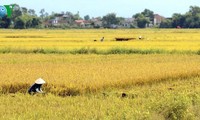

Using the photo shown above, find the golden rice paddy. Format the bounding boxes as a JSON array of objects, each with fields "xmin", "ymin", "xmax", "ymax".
[
  {"xmin": 0, "ymin": 29, "xmax": 200, "ymax": 52},
  {"xmin": 0, "ymin": 29, "xmax": 200, "ymax": 119}
]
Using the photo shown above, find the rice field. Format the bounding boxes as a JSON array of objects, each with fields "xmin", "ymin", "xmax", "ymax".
[
  {"xmin": 0, "ymin": 29, "xmax": 200, "ymax": 119},
  {"xmin": 0, "ymin": 29, "xmax": 200, "ymax": 54},
  {"xmin": 0, "ymin": 54, "xmax": 200, "ymax": 95},
  {"xmin": 1, "ymin": 77, "xmax": 200, "ymax": 120}
]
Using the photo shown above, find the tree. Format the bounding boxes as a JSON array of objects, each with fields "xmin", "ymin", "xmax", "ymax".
[
  {"xmin": 44, "ymin": 12, "xmax": 49, "ymax": 18},
  {"xmin": 0, "ymin": 16, "xmax": 11, "ymax": 28},
  {"xmin": 73, "ymin": 11, "xmax": 81, "ymax": 20},
  {"xmin": 183, "ymin": 13, "xmax": 193, "ymax": 28},
  {"xmin": 14, "ymin": 17, "xmax": 25, "ymax": 29},
  {"xmin": 169, "ymin": 6, "xmax": 200, "ymax": 28},
  {"xmin": 117, "ymin": 17, "xmax": 125, "ymax": 26},
  {"xmin": 134, "ymin": 13, "xmax": 150, "ymax": 28},
  {"xmin": 19, "ymin": 14, "xmax": 33, "ymax": 28},
  {"xmin": 26, "ymin": 19, "xmax": 32, "ymax": 28},
  {"xmin": 21, "ymin": 7, "xmax": 28, "ymax": 15},
  {"xmin": 189, "ymin": 6, "xmax": 200, "ymax": 16},
  {"xmin": 64, "ymin": 11, "xmax": 73, "ymax": 24},
  {"xmin": 141, "ymin": 9, "xmax": 154, "ymax": 21},
  {"xmin": 185, "ymin": 6, "xmax": 200, "ymax": 28},
  {"xmin": 160, "ymin": 19, "xmax": 172, "ymax": 28},
  {"xmin": 102, "ymin": 13, "xmax": 119, "ymax": 28},
  {"xmin": 40, "ymin": 9, "xmax": 45, "ymax": 19},
  {"xmin": 133, "ymin": 13, "xmax": 142, "ymax": 19},
  {"xmin": 11, "ymin": 4, "xmax": 22, "ymax": 21},
  {"xmin": 133, "ymin": 9, "xmax": 153, "ymax": 28},
  {"xmin": 28, "ymin": 9, "xmax": 36, "ymax": 16},
  {"xmin": 84, "ymin": 15, "xmax": 90, "ymax": 21},
  {"xmin": 0, "ymin": 4, "xmax": 43, "ymax": 29},
  {"xmin": 172, "ymin": 13, "xmax": 185, "ymax": 28},
  {"xmin": 137, "ymin": 16, "xmax": 150, "ymax": 28},
  {"xmin": 31, "ymin": 18, "xmax": 41, "ymax": 28}
]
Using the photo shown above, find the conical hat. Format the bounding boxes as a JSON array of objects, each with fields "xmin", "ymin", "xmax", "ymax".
[{"xmin": 35, "ymin": 78, "xmax": 46, "ymax": 84}]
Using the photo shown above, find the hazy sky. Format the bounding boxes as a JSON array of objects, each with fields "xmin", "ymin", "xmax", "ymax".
[{"xmin": 1, "ymin": 0, "xmax": 200, "ymax": 18}]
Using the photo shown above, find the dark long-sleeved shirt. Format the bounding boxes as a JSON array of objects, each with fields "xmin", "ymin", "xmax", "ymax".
[{"xmin": 28, "ymin": 83, "xmax": 43, "ymax": 94}]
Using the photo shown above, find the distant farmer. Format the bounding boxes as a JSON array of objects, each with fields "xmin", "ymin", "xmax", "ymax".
[
  {"xmin": 28, "ymin": 78, "xmax": 46, "ymax": 95},
  {"xmin": 100, "ymin": 37, "xmax": 104, "ymax": 42},
  {"xmin": 138, "ymin": 36, "xmax": 142, "ymax": 40}
]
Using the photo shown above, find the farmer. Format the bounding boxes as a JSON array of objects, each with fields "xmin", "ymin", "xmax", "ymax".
[
  {"xmin": 100, "ymin": 37, "xmax": 104, "ymax": 42},
  {"xmin": 28, "ymin": 78, "xmax": 46, "ymax": 95},
  {"xmin": 138, "ymin": 36, "xmax": 142, "ymax": 40}
]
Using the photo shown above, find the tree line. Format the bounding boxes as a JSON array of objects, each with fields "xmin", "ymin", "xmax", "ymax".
[
  {"xmin": 160, "ymin": 6, "xmax": 200, "ymax": 28},
  {"xmin": 0, "ymin": 4, "xmax": 41, "ymax": 29},
  {"xmin": 1, "ymin": 4, "xmax": 200, "ymax": 29}
]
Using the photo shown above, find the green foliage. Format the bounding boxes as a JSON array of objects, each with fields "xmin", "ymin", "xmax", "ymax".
[
  {"xmin": 160, "ymin": 19, "xmax": 172, "ymax": 28},
  {"xmin": 170, "ymin": 6, "xmax": 200, "ymax": 28},
  {"xmin": 141, "ymin": 9, "xmax": 154, "ymax": 21},
  {"xmin": 21, "ymin": 7, "xmax": 28, "ymax": 15},
  {"xmin": 14, "ymin": 17, "xmax": 26, "ymax": 29},
  {"xmin": 31, "ymin": 18, "xmax": 41, "ymax": 28},
  {"xmin": 0, "ymin": 47, "xmax": 199, "ymax": 55},
  {"xmin": 28, "ymin": 9, "xmax": 36, "ymax": 16},
  {"xmin": 73, "ymin": 11, "xmax": 81, "ymax": 20},
  {"xmin": 134, "ymin": 13, "xmax": 150, "ymax": 28},
  {"xmin": 84, "ymin": 15, "xmax": 90, "ymax": 21},
  {"xmin": 11, "ymin": 4, "xmax": 22, "ymax": 21},
  {"xmin": 39, "ymin": 9, "xmax": 45, "ymax": 19},
  {"xmin": 25, "ymin": 19, "xmax": 32, "ymax": 28},
  {"xmin": 70, "ymin": 48, "xmax": 98, "ymax": 54},
  {"xmin": 8, "ymin": 4, "xmax": 42, "ymax": 29},
  {"xmin": 172, "ymin": 13, "xmax": 185, "ymax": 28},
  {"xmin": 133, "ymin": 9, "xmax": 153, "ymax": 28},
  {"xmin": 0, "ymin": 16, "xmax": 11, "ymax": 28},
  {"xmin": 4, "ymin": 4, "xmax": 200, "ymax": 29},
  {"xmin": 132, "ymin": 6, "xmax": 200, "ymax": 28},
  {"xmin": 14, "ymin": 15, "xmax": 41, "ymax": 29},
  {"xmin": 102, "ymin": 13, "xmax": 120, "ymax": 28},
  {"xmin": 137, "ymin": 16, "xmax": 150, "ymax": 28}
]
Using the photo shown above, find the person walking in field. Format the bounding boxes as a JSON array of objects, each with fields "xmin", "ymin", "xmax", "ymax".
[{"xmin": 28, "ymin": 78, "xmax": 46, "ymax": 95}]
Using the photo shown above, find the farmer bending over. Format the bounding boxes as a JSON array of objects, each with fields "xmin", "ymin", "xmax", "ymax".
[{"xmin": 28, "ymin": 78, "xmax": 46, "ymax": 95}]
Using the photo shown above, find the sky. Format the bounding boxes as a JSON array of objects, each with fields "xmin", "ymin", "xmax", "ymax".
[{"xmin": 1, "ymin": 0, "xmax": 200, "ymax": 18}]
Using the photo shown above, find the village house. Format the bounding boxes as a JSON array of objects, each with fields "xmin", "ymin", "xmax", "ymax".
[
  {"xmin": 121, "ymin": 18, "xmax": 135, "ymax": 28},
  {"xmin": 90, "ymin": 17, "xmax": 103, "ymax": 28},
  {"xmin": 154, "ymin": 14, "xmax": 165, "ymax": 25},
  {"xmin": 75, "ymin": 20, "xmax": 91, "ymax": 28},
  {"xmin": 43, "ymin": 13, "xmax": 165, "ymax": 28},
  {"xmin": 44, "ymin": 14, "xmax": 71, "ymax": 27},
  {"xmin": 146, "ymin": 14, "xmax": 165, "ymax": 27}
]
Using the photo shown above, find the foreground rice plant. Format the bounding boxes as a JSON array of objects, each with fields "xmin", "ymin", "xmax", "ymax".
[
  {"xmin": 0, "ymin": 77, "xmax": 200, "ymax": 120},
  {"xmin": 0, "ymin": 54, "xmax": 199, "ymax": 95}
]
